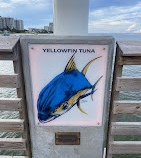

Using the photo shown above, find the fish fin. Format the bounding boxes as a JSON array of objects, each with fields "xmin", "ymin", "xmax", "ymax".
[
  {"xmin": 77, "ymin": 101, "xmax": 88, "ymax": 115},
  {"xmin": 82, "ymin": 56, "xmax": 102, "ymax": 76},
  {"xmin": 90, "ymin": 76, "xmax": 103, "ymax": 101},
  {"xmin": 65, "ymin": 53, "xmax": 78, "ymax": 72},
  {"xmin": 92, "ymin": 76, "xmax": 103, "ymax": 89},
  {"xmin": 91, "ymin": 88, "xmax": 97, "ymax": 101}
]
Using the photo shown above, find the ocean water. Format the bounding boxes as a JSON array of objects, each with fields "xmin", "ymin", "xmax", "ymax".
[{"xmin": 0, "ymin": 33, "xmax": 141, "ymax": 157}]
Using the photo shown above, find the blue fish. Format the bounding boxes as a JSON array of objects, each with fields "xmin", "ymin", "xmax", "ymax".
[{"xmin": 37, "ymin": 54, "xmax": 102, "ymax": 123}]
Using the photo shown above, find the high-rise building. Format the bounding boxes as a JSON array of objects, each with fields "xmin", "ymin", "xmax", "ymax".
[
  {"xmin": 0, "ymin": 17, "xmax": 4, "ymax": 29},
  {"xmin": 44, "ymin": 23, "xmax": 54, "ymax": 32},
  {"xmin": 0, "ymin": 16, "xmax": 24, "ymax": 30},
  {"xmin": 44, "ymin": 26, "xmax": 49, "ymax": 31},
  {"xmin": 48, "ymin": 22, "xmax": 53, "ymax": 32},
  {"xmin": 4, "ymin": 17, "xmax": 14, "ymax": 30},
  {"xmin": 14, "ymin": 20, "xmax": 24, "ymax": 30},
  {"xmin": 0, "ymin": 17, "xmax": 6, "ymax": 29}
]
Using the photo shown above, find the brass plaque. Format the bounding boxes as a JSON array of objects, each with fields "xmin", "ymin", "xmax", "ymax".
[{"xmin": 55, "ymin": 132, "xmax": 80, "ymax": 145}]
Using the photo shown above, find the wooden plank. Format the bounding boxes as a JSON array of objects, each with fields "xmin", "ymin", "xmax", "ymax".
[
  {"xmin": 0, "ymin": 138, "xmax": 26, "ymax": 150},
  {"xmin": 0, "ymin": 98, "xmax": 22, "ymax": 111},
  {"xmin": 106, "ymin": 45, "xmax": 123, "ymax": 158},
  {"xmin": 0, "ymin": 52, "xmax": 16, "ymax": 60},
  {"xmin": 110, "ymin": 141, "xmax": 141, "ymax": 154},
  {"xmin": 111, "ymin": 122, "xmax": 141, "ymax": 135},
  {"xmin": 106, "ymin": 42, "xmax": 141, "ymax": 158},
  {"xmin": 0, "ymin": 119, "xmax": 24, "ymax": 132},
  {"xmin": 0, "ymin": 37, "xmax": 19, "ymax": 52},
  {"xmin": 118, "ymin": 56, "xmax": 141, "ymax": 65},
  {"xmin": 0, "ymin": 155, "xmax": 28, "ymax": 158},
  {"xmin": 0, "ymin": 74, "xmax": 21, "ymax": 88},
  {"xmin": 117, "ymin": 41, "xmax": 141, "ymax": 56},
  {"xmin": 13, "ymin": 42, "xmax": 32, "ymax": 156},
  {"xmin": 113, "ymin": 100, "xmax": 141, "ymax": 114},
  {"xmin": 116, "ymin": 77, "xmax": 141, "ymax": 91}
]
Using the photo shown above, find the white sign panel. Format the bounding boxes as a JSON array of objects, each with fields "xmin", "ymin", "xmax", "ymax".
[{"xmin": 29, "ymin": 44, "xmax": 108, "ymax": 126}]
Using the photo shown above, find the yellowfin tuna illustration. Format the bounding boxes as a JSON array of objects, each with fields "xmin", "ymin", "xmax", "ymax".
[{"xmin": 37, "ymin": 54, "xmax": 102, "ymax": 123}]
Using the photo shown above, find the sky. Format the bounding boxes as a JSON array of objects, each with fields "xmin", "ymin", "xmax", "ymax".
[{"xmin": 0, "ymin": 0, "xmax": 141, "ymax": 33}]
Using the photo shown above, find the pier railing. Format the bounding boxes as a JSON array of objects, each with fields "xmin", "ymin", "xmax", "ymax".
[
  {"xmin": 0, "ymin": 37, "xmax": 31, "ymax": 157},
  {"xmin": 106, "ymin": 41, "xmax": 141, "ymax": 158}
]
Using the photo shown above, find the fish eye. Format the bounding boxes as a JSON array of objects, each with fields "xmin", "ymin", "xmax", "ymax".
[{"xmin": 63, "ymin": 102, "xmax": 68, "ymax": 110}]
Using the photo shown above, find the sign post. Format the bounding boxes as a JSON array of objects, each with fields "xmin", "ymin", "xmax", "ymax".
[
  {"xmin": 21, "ymin": 36, "xmax": 114, "ymax": 158},
  {"xmin": 53, "ymin": 0, "xmax": 89, "ymax": 35}
]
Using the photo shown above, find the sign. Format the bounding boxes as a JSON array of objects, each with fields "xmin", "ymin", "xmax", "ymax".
[
  {"xmin": 29, "ymin": 44, "xmax": 108, "ymax": 126},
  {"xmin": 21, "ymin": 36, "xmax": 114, "ymax": 158},
  {"xmin": 55, "ymin": 132, "xmax": 80, "ymax": 145}
]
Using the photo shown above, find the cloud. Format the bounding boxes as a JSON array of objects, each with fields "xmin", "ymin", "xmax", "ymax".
[
  {"xmin": 127, "ymin": 24, "xmax": 136, "ymax": 31},
  {"xmin": 134, "ymin": 29, "xmax": 141, "ymax": 33},
  {"xmin": 0, "ymin": 0, "xmax": 52, "ymax": 10},
  {"xmin": 0, "ymin": 0, "xmax": 53, "ymax": 28},
  {"xmin": 0, "ymin": 0, "xmax": 13, "ymax": 8},
  {"xmin": 0, "ymin": 0, "xmax": 141, "ymax": 32},
  {"xmin": 89, "ymin": 2, "xmax": 141, "ymax": 33},
  {"xmin": 89, "ymin": 0, "xmax": 141, "ymax": 10},
  {"xmin": 109, "ymin": 21, "xmax": 131, "ymax": 25}
]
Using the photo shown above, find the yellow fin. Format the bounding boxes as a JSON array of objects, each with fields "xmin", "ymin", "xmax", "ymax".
[
  {"xmin": 77, "ymin": 101, "xmax": 88, "ymax": 115},
  {"xmin": 65, "ymin": 54, "xmax": 78, "ymax": 72},
  {"xmin": 82, "ymin": 56, "xmax": 102, "ymax": 76}
]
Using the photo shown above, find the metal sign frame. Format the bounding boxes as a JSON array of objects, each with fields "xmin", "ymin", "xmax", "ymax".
[{"xmin": 21, "ymin": 36, "xmax": 115, "ymax": 158}]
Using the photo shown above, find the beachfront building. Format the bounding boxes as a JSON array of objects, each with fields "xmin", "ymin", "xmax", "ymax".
[
  {"xmin": 0, "ymin": 17, "xmax": 14, "ymax": 30},
  {"xmin": 0, "ymin": 16, "xmax": 6, "ymax": 29},
  {"xmin": 14, "ymin": 20, "xmax": 24, "ymax": 30},
  {"xmin": 44, "ymin": 23, "xmax": 54, "ymax": 32},
  {"xmin": 49, "ymin": 22, "xmax": 53, "ymax": 32},
  {"xmin": 0, "ymin": 16, "xmax": 24, "ymax": 30},
  {"xmin": 28, "ymin": 28, "xmax": 44, "ymax": 33},
  {"xmin": 5, "ymin": 17, "xmax": 14, "ymax": 30},
  {"xmin": 44, "ymin": 26, "xmax": 49, "ymax": 31}
]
